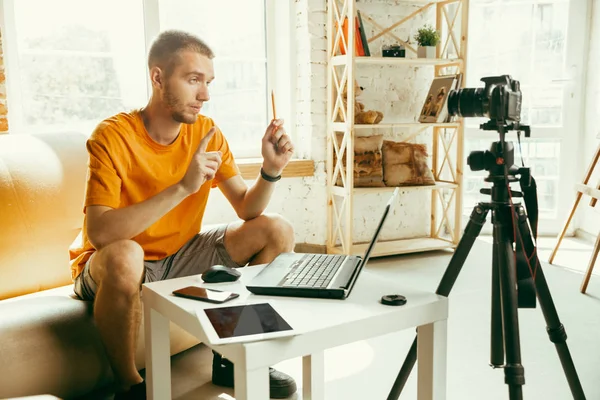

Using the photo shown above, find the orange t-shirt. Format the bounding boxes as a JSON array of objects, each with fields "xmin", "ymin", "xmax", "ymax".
[{"xmin": 68, "ymin": 110, "xmax": 240, "ymax": 280}]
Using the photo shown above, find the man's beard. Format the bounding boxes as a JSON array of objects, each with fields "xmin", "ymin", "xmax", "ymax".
[{"xmin": 163, "ymin": 84, "xmax": 197, "ymax": 124}]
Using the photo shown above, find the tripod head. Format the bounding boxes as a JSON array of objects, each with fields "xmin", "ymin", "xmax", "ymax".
[{"xmin": 467, "ymin": 136, "xmax": 532, "ymax": 204}]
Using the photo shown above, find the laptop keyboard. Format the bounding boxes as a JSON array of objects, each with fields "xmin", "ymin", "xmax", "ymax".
[{"xmin": 280, "ymin": 254, "xmax": 346, "ymax": 288}]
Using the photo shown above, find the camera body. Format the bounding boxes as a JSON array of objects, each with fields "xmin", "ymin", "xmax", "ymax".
[
  {"xmin": 445, "ymin": 74, "xmax": 530, "ymax": 176},
  {"xmin": 447, "ymin": 75, "xmax": 522, "ymax": 124}
]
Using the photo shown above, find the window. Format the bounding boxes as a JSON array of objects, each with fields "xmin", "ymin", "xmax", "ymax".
[
  {"xmin": 2, "ymin": 0, "xmax": 147, "ymax": 135},
  {"xmin": 462, "ymin": 0, "xmax": 587, "ymax": 232},
  {"xmin": 0, "ymin": 0, "xmax": 290, "ymax": 158}
]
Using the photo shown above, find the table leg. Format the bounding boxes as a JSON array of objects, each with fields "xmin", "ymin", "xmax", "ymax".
[
  {"xmin": 234, "ymin": 362, "xmax": 269, "ymax": 400},
  {"xmin": 417, "ymin": 319, "xmax": 447, "ymax": 400},
  {"xmin": 144, "ymin": 306, "xmax": 171, "ymax": 400},
  {"xmin": 303, "ymin": 351, "xmax": 325, "ymax": 400}
]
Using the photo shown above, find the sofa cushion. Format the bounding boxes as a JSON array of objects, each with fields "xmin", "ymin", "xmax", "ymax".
[
  {"xmin": 0, "ymin": 133, "xmax": 88, "ymax": 300},
  {"xmin": 0, "ymin": 285, "xmax": 200, "ymax": 399}
]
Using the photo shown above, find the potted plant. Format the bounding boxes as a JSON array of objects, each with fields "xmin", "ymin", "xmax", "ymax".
[{"xmin": 414, "ymin": 24, "xmax": 440, "ymax": 58}]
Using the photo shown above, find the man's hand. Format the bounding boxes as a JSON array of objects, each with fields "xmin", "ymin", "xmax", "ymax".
[
  {"xmin": 261, "ymin": 119, "xmax": 294, "ymax": 177},
  {"xmin": 179, "ymin": 127, "xmax": 222, "ymax": 195}
]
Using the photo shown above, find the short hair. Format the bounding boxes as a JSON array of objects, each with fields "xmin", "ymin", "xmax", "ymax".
[{"xmin": 148, "ymin": 30, "xmax": 214, "ymax": 76}]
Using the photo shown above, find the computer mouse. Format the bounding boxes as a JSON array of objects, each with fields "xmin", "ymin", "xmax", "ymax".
[{"xmin": 201, "ymin": 265, "xmax": 241, "ymax": 283}]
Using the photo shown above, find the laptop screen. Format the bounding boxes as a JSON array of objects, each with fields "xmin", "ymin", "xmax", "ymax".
[{"xmin": 360, "ymin": 187, "xmax": 400, "ymax": 267}]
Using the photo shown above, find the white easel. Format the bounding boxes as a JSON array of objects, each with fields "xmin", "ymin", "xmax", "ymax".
[{"xmin": 549, "ymin": 141, "xmax": 600, "ymax": 293}]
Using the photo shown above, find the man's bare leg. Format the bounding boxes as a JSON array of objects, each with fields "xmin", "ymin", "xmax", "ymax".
[
  {"xmin": 89, "ymin": 239, "xmax": 146, "ymax": 390},
  {"xmin": 223, "ymin": 213, "xmax": 295, "ymax": 266},
  {"xmin": 216, "ymin": 213, "xmax": 298, "ymax": 398}
]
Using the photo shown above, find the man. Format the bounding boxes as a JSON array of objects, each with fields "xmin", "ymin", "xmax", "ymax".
[{"xmin": 69, "ymin": 30, "xmax": 297, "ymax": 399}]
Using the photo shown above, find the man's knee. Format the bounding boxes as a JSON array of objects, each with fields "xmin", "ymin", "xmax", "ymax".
[
  {"xmin": 92, "ymin": 240, "xmax": 145, "ymax": 294},
  {"xmin": 260, "ymin": 213, "xmax": 295, "ymax": 251}
]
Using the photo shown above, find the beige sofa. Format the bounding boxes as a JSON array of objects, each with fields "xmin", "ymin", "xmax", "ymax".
[{"xmin": 0, "ymin": 133, "xmax": 200, "ymax": 399}]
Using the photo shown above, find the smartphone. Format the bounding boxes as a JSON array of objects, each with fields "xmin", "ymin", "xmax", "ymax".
[{"xmin": 172, "ymin": 286, "xmax": 239, "ymax": 304}]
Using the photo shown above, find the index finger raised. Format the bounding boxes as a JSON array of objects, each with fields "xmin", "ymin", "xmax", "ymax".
[{"xmin": 197, "ymin": 127, "xmax": 217, "ymax": 153}]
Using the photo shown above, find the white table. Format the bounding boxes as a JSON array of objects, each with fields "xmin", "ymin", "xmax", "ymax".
[{"xmin": 142, "ymin": 265, "xmax": 448, "ymax": 400}]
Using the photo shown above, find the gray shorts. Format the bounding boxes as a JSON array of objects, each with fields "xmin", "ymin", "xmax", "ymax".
[{"xmin": 73, "ymin": 224, "xmax": 238, "ymax": 301}]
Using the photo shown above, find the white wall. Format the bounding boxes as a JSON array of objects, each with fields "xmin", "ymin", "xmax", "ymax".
[
  {"xmin": 577, "ymin": 0, "xmax": 600, "ymax": 237},
  {"xmin": 203, "ymin": 0, "xmax": 455, "ymax": 246}
]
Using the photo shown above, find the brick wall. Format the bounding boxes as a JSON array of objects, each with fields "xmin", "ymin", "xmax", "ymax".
[{"xmin": 0, "ymin": 29, "xmax": 8, "ymax": 133}]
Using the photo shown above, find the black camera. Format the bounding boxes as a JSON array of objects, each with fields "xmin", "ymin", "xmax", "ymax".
[{"xmin": 447, "ymin": 75, "xmax": 522, "ymax": 124}]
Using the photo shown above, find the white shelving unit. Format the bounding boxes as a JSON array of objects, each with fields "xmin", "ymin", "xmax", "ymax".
[{"xmin": 326, "ymin": 0, "xmax": 470, "ymax": 256}]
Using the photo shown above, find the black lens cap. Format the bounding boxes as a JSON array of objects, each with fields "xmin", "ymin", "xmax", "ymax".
[{"xmin": 381, "ymin": 294, "xmax": 407, "ymax": 306}]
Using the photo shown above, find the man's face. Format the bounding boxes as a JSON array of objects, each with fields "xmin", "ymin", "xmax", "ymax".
[{"xmin": 161, "ymin": 50, "xmax": 215, "ymax": 124}]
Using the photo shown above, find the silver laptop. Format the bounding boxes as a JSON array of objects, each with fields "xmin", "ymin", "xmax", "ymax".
[{"xmin": 246, "ymin": 188, "xmax": 399, "ymax": 299}]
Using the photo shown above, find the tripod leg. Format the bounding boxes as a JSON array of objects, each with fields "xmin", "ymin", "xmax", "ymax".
[
  {"xmin": 490, "ymin": 229, "xmax": 504, "ymax": 367},
  {"xmin": 515, "ymin": 206, "xmax": 587, "ymax": 399},
  {"xmin": 495, "ymin": 206, "xmax": 525, "ymax": 400},
  {"xmin": 387, "ymin": 205, "xmax": 489, "ymax": 400}
]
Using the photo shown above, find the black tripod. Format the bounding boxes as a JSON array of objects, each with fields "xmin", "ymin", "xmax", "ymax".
[{"xmin": 387, "ymin": 135, "xmax": 586, "ymax": 400}]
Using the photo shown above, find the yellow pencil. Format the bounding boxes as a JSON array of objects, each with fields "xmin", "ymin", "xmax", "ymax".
[{"xmin": 271, "ymin": 90, "xmax": 277, "ymax": 120}]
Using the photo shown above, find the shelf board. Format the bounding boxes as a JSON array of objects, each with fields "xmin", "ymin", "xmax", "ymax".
[
  {"xmin": 331, "ymin": 122, "xmax": 460, "ymax": 131},
  {"xmin": 331, "ymin": 56, "xmax": 463, "ymax": 67},
  {"xmin": 331, "ymin": 181, "xmax": 458, "ymax": 197},
  {"xmin": 327, "ymin": 237, "xmax": 455, "ymax": 257}
]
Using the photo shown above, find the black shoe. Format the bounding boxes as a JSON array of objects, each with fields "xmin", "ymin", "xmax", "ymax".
[
  {"xmin": 212, "ymin": 351, "xmax": 297, "ymax": 399},
  {"xmin": 114, "ymin": 380, "xmax": 146, "ymax": 400}
]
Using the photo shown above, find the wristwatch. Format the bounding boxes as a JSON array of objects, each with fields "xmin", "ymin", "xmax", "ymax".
[{"xmin": 260, "ymin": 167, "xmax": 282, "ymax": 182}]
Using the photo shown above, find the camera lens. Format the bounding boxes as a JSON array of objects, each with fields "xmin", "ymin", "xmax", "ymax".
[{"xmin": 447, "ymin": 88, "xmax": 486, "ymax": 118}]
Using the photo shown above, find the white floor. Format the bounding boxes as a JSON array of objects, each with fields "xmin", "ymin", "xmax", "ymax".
[{"xmin": 89, "ymin": 236, "xmax": 600, "ymax": 399}]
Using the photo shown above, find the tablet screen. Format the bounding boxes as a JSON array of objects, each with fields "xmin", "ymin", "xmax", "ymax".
[{"xmin": 204, "ymin": 303, "xmax": 293, "ymax": 339}]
